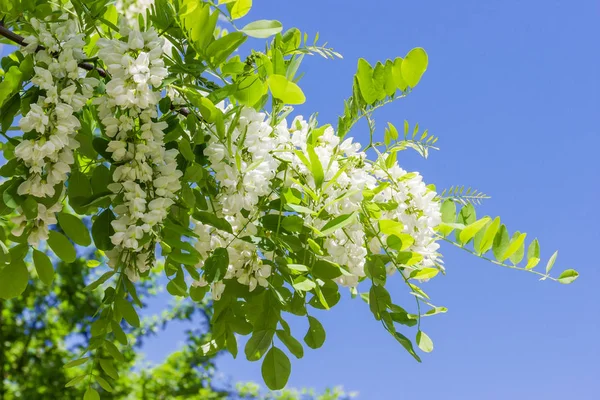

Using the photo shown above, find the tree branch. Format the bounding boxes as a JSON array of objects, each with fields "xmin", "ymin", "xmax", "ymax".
[{"xmin": 0, "ymin": 22, "xmax": 107, "ymax": 77}]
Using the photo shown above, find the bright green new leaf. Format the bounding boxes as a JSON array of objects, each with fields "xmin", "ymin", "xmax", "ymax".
[
  {"xmin": 546, "ymin": 250, "xmax": 558, "ymax": 275},
  {"xmin": 306, "ymin": 144, "xmax": 324, "ymax": 188},
  {"xmin": 0, "ymin": 260, "xmax": 28, "ymax": 299},
  {"xmin": 319, "ymin": 212, "xmax": 356, "ymax": 237},
  {"xmin": 386, "ymin": 234, "xmax": 415, "ymax": 251},
  {"xmin": 525, "ymin": 239, "xmax": 540, "ymax": 270},
  {"xmin": 268, "ymin": 74, "xmax": 306, "ymax": 104},
  {"xmin": 459, "ymin": 217, "xmax": 491, "ymax": 244},
  {"xmin": 57, "ymin": 212, "xmax": 91, "ymax": 247},
  {"xmin": 292, "ymin": 276, "xmax": 316, "ymax": 291},
  {"xmin": 509, "ymin": 232, "xmax": 526, "ymax": 265},
  {"xmin": 228, "ymin": 0, "xmax": 252, "ymax": 19},
  {"xmin": 397, "ymin": 251, "xmax": 423, "ymax": 266},
  {"xmin": 206, "ymin": 32, "xmax": 247, "ymax": 66},
  {"xmin": 379, "ymin": 219, "xmax": 404, "ymax": 236},
  {"xmin": 416, "ymin": 330, "xmax": 434, "ymax": 353},
  {"xmin": 32, "ymin": 249, "xmax": 54, "ymax": 285},
  {"xmin": 492, "ymin": 225, "xmax": 509, "ymax": 261},
  {"xmin": 438, "ymin": 199, "xmax": 456, "ymax": 236},
  {"xmin": 410, "ymin": 268, "xmax": 439, "ymax": 281},
  {"xmin": 261, "ymin": 347, "xmax": 291, "ymax": 390},
  {"xmin": 501, "ymin": 232, "xmax": 526, "ymax": 262},
  {"xmin": 557, "ymin": 269, "xmax": 579, "ymax": 284},
  {"xmin": 234, "ymin": 74, "xmax": 267, "ymax": 106},
  {"xmin": 476, "ymin": 216, "xmax": 500, "ymax": 254},
  {"xmin": 356, "ymin": 58, "xmax": 385, "ymax": 104},
  {"xmin": 47, "ymin": 231, "xmax": 76, "ymax": 263},
  {"xmin": 401, "ymin": 47, "xmax": 428, "ymax": 87},
  {"xmin": 287, "ymin": 263, "xmax": 309, "ymax": 274},
  {"xmin": 241, "ymin": 20, "xmax": 283, "ymax": 38},
  {"xmin": 391, "ymin": 57, "xmax": 408, "ymax": 91}
]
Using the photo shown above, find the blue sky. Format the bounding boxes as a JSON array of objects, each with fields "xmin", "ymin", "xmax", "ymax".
[
  {"xmin": 210, "ymin": 1, "xmax": 600, "ymax": 398},
  {"xmin": 2, "ymin": 1, "xmax": 598, "ymax": 398}
]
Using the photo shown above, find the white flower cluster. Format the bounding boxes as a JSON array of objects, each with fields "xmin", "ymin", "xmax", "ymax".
[
  {"xmin": 11, "ymin": 202, "xmax": 62, "ymax": 246},
  {"xmin": 95, "ymin": 26, "xmax": 181, "ymax": 281},
  {"xmin": 14, "ymin": 16, "xmax": 97, "ymax": 198},
  {"xmin": 115, "ymin": 0, "xmax": 155, "ymax": 26},
  {"xmin": 193, "ymin": 107, "xmax": 442, "ymax": 299},
  {"xmin": 193, "ymin": 108, "xmax": 283, "ymax": 298}
]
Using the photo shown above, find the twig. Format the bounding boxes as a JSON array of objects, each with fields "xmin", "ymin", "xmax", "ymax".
[{"xmin": 0, "ymin": 22, "xmax": 107, "ymax": 77}]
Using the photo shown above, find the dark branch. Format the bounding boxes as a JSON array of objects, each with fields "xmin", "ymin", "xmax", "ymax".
[{"xmin": 0, "ymin": 22, "xmax": 107, "ymax": 77}]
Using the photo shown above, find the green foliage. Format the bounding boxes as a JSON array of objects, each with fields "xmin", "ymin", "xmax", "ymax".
[{"xmin": 0, "ymin": 1, "xmax": 579, "ymax": 397}]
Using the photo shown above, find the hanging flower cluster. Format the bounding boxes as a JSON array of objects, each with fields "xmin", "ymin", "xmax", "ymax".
[
  {"xmin": 94, "ymin": 25, "xmax": 181, "ymax": 281},
  {"xmin": 14, "ymin": 16, "xmax": 97, "ymax": 199},
  {"xmin": 191, "ymin": 107, "xmax": 442, "ymax": 298},
  {"xmin": 0, "ymin": 2, "xmax": 579, "ymax": 395}
]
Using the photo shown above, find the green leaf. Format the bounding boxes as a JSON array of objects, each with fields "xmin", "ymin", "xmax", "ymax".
[
  {"xmin": 57, "ymin": 212, "xmax": 91, "ymax": 247},
  {"xmin": 95, "ymin": 375, "xmax": 114, "ymax": 392},
  {"xmin": 245, "ymin": 329, "xmax": 274, "ymax": 361},
  {"xmin": 64, "ymin": 375, "xmax": 86, "ymax": 387},
  {"xmin": 477, "ymin": 216, "xmax": 500, "ymax": 254},
  {"xmin": 306, "ymin": 144, "xmax": 324, "ymax": 188},
  {"xmin": 386, "ymin": 234, "xmax": 414, "ymax": 251},
  {"xmin": 525, "ymin": 239, "xmax": 540, "ymax": 270},
  {"xmin": 391, "ymin": 57, "xmax": 408, "ymax": 91},
  {"xmin": 546, "ymin": 251, "xmax": 558, "ymax": 275},
  {"xmin": 241, "ymin": 19, "xmax": 283, "ymax": 38},
  {"xmin": 401, "ymin": 47, "xmax": 428, "ymax": 87},
  {"xmin": 32, "ymin": 250, "xmax": 54, "ymax": 285},
  {"xmin": 99, "ymin": 359, "xmax": 119, "ymax": 380},
  {"xmin": 502, "ymin": 232, "xmax": 526, "ymax": 262},
  {"xmin": 311, "ymin": 260, "xmax": 342, "ymax": 280},
  {"xmin": 194, "ymin": 211, "xmax": 233, "ymax": 233},
  {"xmin": 393, "ymin": 331, "xmax": 421, "ymax": 362},
  {"xmin": 92, "ymin": 209, "xmax": 115, "ymax": 251},
  {"xmin": 268, "ymin": 74, "xmax": 306, "ymax": 104},
  {"xmin": 356, "ymin": 58, "xmax": 384, "ymax": 104},
  {"xmin": 276, "ymin": 330, "xmax": 304, "ymax": 359},
  {"xmin": 379, "ymin": 219, "xmax": 404, "ymax": 236},
  {"xmin": 204, "ymin": 247, "xmax": 229, "ymax": 283},
  {"xmin": 0, "ymin": 66, "xmax": 23, "ymax": 108},
  {"xmin": 396, "ymin": 251, "xmax": 423, "ymax": 266},
  {"xmin": 83, "ymin": 387, "xmax": 100, "ymax": 400},
  {"xmin": 292, "ymin": 276, "xmax": 316, "ymax": 291},
  {"xmin": 116, "ymin": 298, "xmax": 140, "ymax": 328},
  {"xmin": 207, "ymin": 32, "xmax": 247, "ymax": 66},
  {"xmin": 416, "ymin": 330, "xmax": 434, "ymax": 353},
  {"xmin": 22, "ymin": 196, "xmax": 38, "ymax": 219},
  {"xmin": 228, "ymin": 0, "xmax": 252, "ymax": 19},
  {"xmin": 438, "ymin": 199, "xmax": 456, "ymax": 236},
  {"xmin": 178, "ymin": 139, "xmax": 195, "ymax": 162},
  {"xmin": 287, "ymin": 263, "xmax": 308, "ymax": 274},
  {"xmin": 318, "ymin": 212, "xmax": 356, "ymax": 237},
  {"xmin": 410, "ymin": 267, "xmax": 439, "ymax": 281},
  {"xmin": 0, "ymin": 261, "xmax": 28, "ymax": 299},
  {"xmin": 234, "ymin": 74, "xmax": 267, "ymax": 107},
  {"xmin": 304, "ymin": 316, "xmax": 325, "ymax": 349},
  {"xmin": 557, "ymin": 269, "xmax": 579, "ymax": 284},
  {"xmin": 383, "ymin": 60, "xmax": 397, "ymax": 96},
  {"xmin": 492, "ymin": 225, "xmax": 509, "ymax": 261},
  {"xmin": 369, "ymin": 285, "xmax": 391, "ymax": 320},
  {"xmin": 459, "ymin": 217, "xmax": 491, "ymax": 244},
  {"xmin": 47, "ymin": 231, "xmax": 76, "ymax": 263},
  {"xmin": 261, "ymin": 347, "xmax": 291, "ymax": 390}
]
